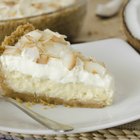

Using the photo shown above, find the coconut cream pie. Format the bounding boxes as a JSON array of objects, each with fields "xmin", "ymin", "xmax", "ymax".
[
  {"xmin": 0, "ymin": 24, "xmax": 114, "ymax": 108},
  {"xmin": 0, "ymin": 0, "xmax": 75, "ymax": 20}
]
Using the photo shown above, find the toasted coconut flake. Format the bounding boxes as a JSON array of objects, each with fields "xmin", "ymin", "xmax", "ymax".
[
  {"xmin": 61, "ymin": 50, "xmax": 77, "ymax": 70},
  {"xmin": 3, "ymin": 47, "xmax": 21, "ymax": 55},
  {"xmin": 44, "ymin": 29, "xmax": 68, "ymax": 45},
  {"xmin": 44, "ymin": 29, "xmax": 66, "ymax": 38},
  {"xmin": 76, "ymin": 51, "xmax": 96, "ymax": 62},
  {"xmin": 46, "ymin": 43, "xmax": 66, "ymax": 58},
  {"xmin": 84, "ymin": 61, "xmax": 106, "ymax": 76},
  {"xmin": 24, "ymin": 35, "xmax": 35, "ymax": 43},
  {"xmin": 37, "ymin": 54, "xmax": 49, "ymax": 64},
  {"xmin": 25, "ymin": 30, "xmax": 42, "ymax": 41},
  {"xmin": 21, "ymin": 47, "xmax": 39, "ymax": 62}
]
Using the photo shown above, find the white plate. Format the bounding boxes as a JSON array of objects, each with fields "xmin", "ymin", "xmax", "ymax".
[{"xmin": 0, "ymin": 38, "xmax": 140, "ymax": 135}]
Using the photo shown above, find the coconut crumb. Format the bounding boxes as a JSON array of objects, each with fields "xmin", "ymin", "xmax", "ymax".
[
  {"xmin": 16, "ymin": 97, "xmax": 23, "ymax": 104},
  {"xmin": 43, "ymin": 107, "xmax": 48, "ymax": 109},
  {"xmin": 64, "ymin": 104, "xmax": 71, "ymax": 108},
  {"xmin": 40, "ymin": 99, "xmax": 56, "ymax": 108},
  {"xmin": 48, "ymin": 104, "xmax": 56, "ymax": 108},
  {"xmin": 40, "ymin": 99, "xmax": 48, "ymax": 105},
  {"xmin": 25, "ymin": 102, "xmax": 33, "ymax": 108}
]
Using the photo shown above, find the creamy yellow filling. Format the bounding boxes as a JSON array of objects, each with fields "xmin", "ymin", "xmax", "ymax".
[{"xmin": 3, "ymin": 70, "xmax": 113, "ymax": 105}]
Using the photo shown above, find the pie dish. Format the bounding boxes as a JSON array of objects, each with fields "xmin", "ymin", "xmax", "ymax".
[
  {"xmin": 0, "ymin": 38, "xmax": 139, "ymax": 135},
  {"xmin": 0, "ymin": 0, "xmax": 75, "ymax": 20},
  {"xmin": 0, "ymin": 0, "xmax": 86, "ymax": 43}
]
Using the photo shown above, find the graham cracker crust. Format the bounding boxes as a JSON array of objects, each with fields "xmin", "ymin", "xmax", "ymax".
[{"xmin": 3, "ymin": 90, "xmax": 106, "ymax": 108}]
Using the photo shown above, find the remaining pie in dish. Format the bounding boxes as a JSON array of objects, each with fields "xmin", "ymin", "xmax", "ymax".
[
  {"xmin": 0, "ymin": 23, "xmax": 114, "ymax": 108},
  {"xmin": 0, "ymin": 0, "xmax": 75, "ymax": 20}
]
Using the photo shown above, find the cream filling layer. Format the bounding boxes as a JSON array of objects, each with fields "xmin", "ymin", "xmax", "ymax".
[
  {"xmin": 3, "ymin": 70, "xmax": 113, "ymax": 104},
  {"xmin": 0, "ymin": 55, "xmax": 113, "ymax": 87}
]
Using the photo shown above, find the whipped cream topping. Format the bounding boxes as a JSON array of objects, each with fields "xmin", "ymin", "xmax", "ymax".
[
  {"xmin": 0, "ymin": 0, "xmax": 75, "ymax": 20},
  {"xmin": 0, "ymin": 29, "xmax": 114, "ymax": 92}
]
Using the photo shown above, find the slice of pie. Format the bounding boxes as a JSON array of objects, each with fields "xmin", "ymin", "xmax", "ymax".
[{"xmin": 0, "ymin": 23, "xmax": 114, "ymax": 108}]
